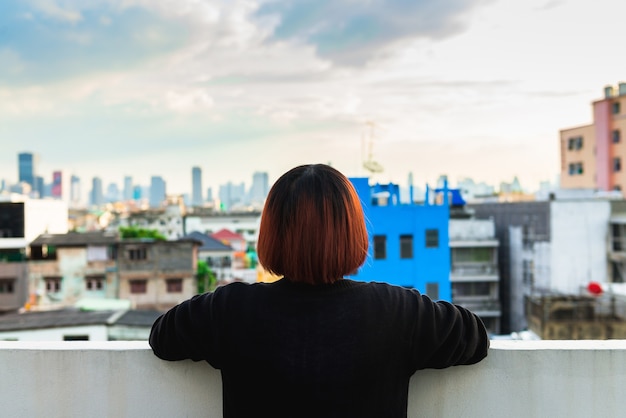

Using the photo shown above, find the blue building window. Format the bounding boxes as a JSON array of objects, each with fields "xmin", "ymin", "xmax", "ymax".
[
  {"xmin": 374, "ymin": 235, "xmax": 386, "ymax": 259},
  {"xmin": 425, "ymin": 229, "xmax": 439, "ymax": 248},
  {"xmin": 400, "ymin": 235, "xmax": 413, "ymax": 259}
]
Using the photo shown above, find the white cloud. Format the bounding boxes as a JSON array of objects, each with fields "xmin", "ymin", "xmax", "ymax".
[{"xmin": 31, "ymin": 0, "xmax": 83, "ymax": 22}]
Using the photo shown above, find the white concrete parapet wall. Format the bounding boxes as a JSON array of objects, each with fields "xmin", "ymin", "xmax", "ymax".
[{"xmin": 0, "ymin": 340, "xmax": 625, "ymax": 418}]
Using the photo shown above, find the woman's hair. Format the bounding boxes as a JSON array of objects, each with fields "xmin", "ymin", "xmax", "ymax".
[{"xmin": 257, "ymin": 164, "xmax": 369, "ymax": 284}]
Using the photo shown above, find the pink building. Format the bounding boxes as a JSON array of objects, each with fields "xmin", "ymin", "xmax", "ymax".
[{"xmin": 560, "ymin": 83, "xmax": 626, "ymax": 194}]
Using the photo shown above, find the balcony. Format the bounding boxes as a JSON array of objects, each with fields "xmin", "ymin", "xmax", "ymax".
[{"xmin": 0, "ymin": 340, "xmax": 624, "ymax": 417}]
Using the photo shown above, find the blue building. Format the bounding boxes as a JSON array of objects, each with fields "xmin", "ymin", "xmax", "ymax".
[{"xmin": 349, "ymin": 177, "xmax": 451, "ymax": 301}]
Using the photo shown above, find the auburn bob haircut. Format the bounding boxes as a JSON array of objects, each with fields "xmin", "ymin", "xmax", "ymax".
[{"xmin": 257, "ymin": 164, "xmax": 369, "ymax": 284}]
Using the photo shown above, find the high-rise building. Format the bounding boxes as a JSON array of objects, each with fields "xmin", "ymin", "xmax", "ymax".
[
  {"xmin": 560, "ymin": 82, "xmax": 626, "ymax": 194},
  {"xmin": 51, "ymin": 170, "xmax": 70, "ymax": 201},
  {"xmin": 150, "ymin": 176, "xmax": 166, "ymax": 208},
  {"xmin": 51, "ymin": 171, "xmax": 63, "ymax": 199},
  {"xmin": 34, "ymin": 176, "xmax": 45, "ymax": 198},
  {"xmin": 206, "ymin": 187, "xmax": 213, "ymax": 202},
  {"xmin": 249, "ymin": 171, "xmax": 269, "ymax": 205},
  {"xmin": 105, "ymin": 183, "xmax": 120, "ymax": 203},
  {"xmin": 90, "ymin": 177, "xmax": 104, "ymax": 207},
  {"xmin": 18, "ymin": 152, "xmax": 38, "ymax": 193},
  {"xmin": 70, "ymin": 175, "xmax": 81, "ymax": 208},
  {"xmin": 133, "ymin": 185, "xmax": 143, "ymax": 201},
  {"xmin": 218, "ymin": 182, "xmax": 245, "ymax": 211},
  {"xmin": 191, "ymin": 167, "xmax": 203, "ymax": 207},
  {"xmin": 123, "ymin": 176, "xmax": 133, "ymax": 201}
]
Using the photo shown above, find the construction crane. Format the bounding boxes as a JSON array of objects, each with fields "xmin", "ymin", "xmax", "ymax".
[{"xmin": 362, "ymin": 120, "xmax": 384, "ymax": 174}]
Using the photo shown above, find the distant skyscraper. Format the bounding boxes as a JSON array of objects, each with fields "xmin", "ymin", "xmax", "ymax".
[
  {"xmin": 249, "ymin": 171, "xmax": 269, "ymax": 205},
  {"xmin": 51, "ymin": 171, "xmax": 62, "ymax": 199},
  {"xmin": 206, "ymin": 187, "xmax": 213, "ymax": 202},
  {"xmin": 70, "ymin": 175, "xmax": 81, "ymax": 207},
  {"xmin": 192, "ymin": 166, "xmax": 203, "ymax": 207},
  {"xmin": 106, "ymin": 183, "xmax": 120, "ymax": 203},
  {"xmin": 123, "ymin": 176, "xmax": 133, "ymax": 201},
  {"xmin": 90, "ymin": 177, "xmax": 104, "ymax": 207},
  {"xmin": 34, "ymin": 176, "xmax": 45, "ymax": 198},
  {"xmin": 149, "ymin": 176, "xmax": 166, "ymax": 208},
  {"xmin": 219, "ymin": 181, "xmax": 245, "ymax": 211},
  {"xmin": 133, "ymin": 185, "xmax": 143, "ymax": 200},
  {"xmin": 18, "ymin": 152, "xmax": 38, "ymax": 192}
]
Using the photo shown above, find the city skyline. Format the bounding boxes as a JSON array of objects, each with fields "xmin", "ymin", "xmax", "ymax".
[
  {"xmin": 2, "ymin": 0, "xmax": 625, "ymax": 192},
  {"xmin": 0, "ymin": 151, "xmax": 542, "ymax": 202}
]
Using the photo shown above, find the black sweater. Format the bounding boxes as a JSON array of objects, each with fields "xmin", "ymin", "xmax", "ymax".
[{"xmin": 149, "ymin": 279, "xmax": 489, "ymax": 418}]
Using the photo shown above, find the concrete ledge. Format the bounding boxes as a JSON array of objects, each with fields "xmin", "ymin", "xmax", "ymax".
[{"xmin": 0, "ymin": 340, "xmax": 624, "ymax": 418}]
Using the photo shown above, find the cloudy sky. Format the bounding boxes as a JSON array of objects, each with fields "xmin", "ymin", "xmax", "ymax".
[{"xmin": 1, "ymin": 0, "xmax": 624, "ymax": 197}]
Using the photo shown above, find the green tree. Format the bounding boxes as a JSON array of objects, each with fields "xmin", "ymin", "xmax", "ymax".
[
  {"xmin": 196, "ymin": 260, "xmax": 217, "ymax": 294},
  {"xmin": 119, "ymin": 226, "xmax": 166, "ymax": 241}
]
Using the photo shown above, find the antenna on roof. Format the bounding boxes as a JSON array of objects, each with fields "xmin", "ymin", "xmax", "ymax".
[{"xmin": 362, "ymin": 120, "xmax": 384, "ymax": 174}]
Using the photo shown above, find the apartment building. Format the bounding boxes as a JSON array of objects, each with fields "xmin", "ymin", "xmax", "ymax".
[
  {"xmin": 560, "ymin": 82, "xmax": 626, "ymax": 193},
  {"xmin": 449, "ymin": 213, "xmax": 501, "ymax": 334},
  {"xmin": 348, "ymin": 178, "xmax": 451, "ymax": 301}
]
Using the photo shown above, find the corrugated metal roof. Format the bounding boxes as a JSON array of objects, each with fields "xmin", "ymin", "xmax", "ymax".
[{"xmin": 30, "ymin": 231, "xmax": 119, "ymax": 247}]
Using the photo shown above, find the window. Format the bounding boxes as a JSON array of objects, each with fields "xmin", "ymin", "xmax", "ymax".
[
  {"xmin": 453, "ymin": 282, "xmax": 491, "ymax": 297},
  {"xmin": 425, "ymin": 229, "xmax": 439, "ymax": 248},
  {"xmin": 615, "ymin": 158, "xmax": 622, "ymax": 172},
  {"xmin": 613, "ymin": 130, "xmax": 621, "ymax": 144},
  {"xmin": 400, "ymin": 235, "xmax": 413, "ymax": 259},
  {"xmin": 44, "ymin": 277, "xmax": 61, "ymax": 293},
  {"xmin": 426, "ymin": 283, "xmax": 439, "ymax": 300},
  {"xmin": 567, "ymin": 136, "xmax": 583, "ymax": 150},
  {"xmin": 85, "ymin": 275, "xmax": 104, "ymax": 291},
  {"xmin": 0, "ymin": 279, "xmax": 14, "ymax": 294},
  {"xmin": 127, "ymin": 247, "xmax": 147, "ymax": 260},
  {"xmin": 568, "ymin": 162, "xmax": 584, "ymax": 175},
  {"xmin": 64, "ymin": 335, "xmax": 89, "ymax": 341},
  {"xmin": 453, "ymin": 247, "xmax": 492, "ymax": 263},
  {"xmin": 613, "ymin": 102, "xmax": 621, "ymax": 114},
  {"xmin": 129, "ymin": 279, "xmax": 147, "ymax": 294},
  {"xmin": 166, "ymin": 278, "xmax": 183, "ymax": 293},
  {"xmin": 373, "ymin": 235, "xmax": 386, "ymax": 259}
]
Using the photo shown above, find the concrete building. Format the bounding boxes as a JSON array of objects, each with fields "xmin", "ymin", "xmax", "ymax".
[
  {"xmin": 0, "ymin": 196, "xmax": 69, "ymax": 311},
  {"xmin": 470, "ymin": 199, "xmax": 612, "ymax": 333},
  {"xmin": 560, "ymin": 82, "xmax": 626, "ymax": 194},
  {"xmin": 117, "ymin": 239, "xmax": 198, "ymax": 310},
  {"xmin": 184, "ymin": 231, "xmax": 234, "ymax": 283},
  {"xmin": 184, "ymin": 211, "xmax": 261, "ymax": 249},
  {"xmin": 449, "ymin": 212, "xmax": 501, "ymax": 334},
  {"xmin": 28, "ymin": 231, "xmax": 119, "ymax": 309},
  {"xmin": 114, "ymin": 197, "xmax": 185, "ymax": 240},
  {"xmin": 0, "ymin": 196, "xmax": 68, "ymax": 256},
  {"xmin": 348, "ymin": 178, "xmax": 451, "ymax": 301},
  {"xmin": 0, "ymin": 309, "xmax": 161, "ymax": 341}
]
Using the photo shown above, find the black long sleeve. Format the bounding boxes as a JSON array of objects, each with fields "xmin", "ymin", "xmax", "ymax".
[{"xmin": 149, "ymin": 279, "xmax": 489, "ymax": 418}]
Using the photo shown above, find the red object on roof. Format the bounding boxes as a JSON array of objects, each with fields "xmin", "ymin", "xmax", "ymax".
[
  {"xmin": 587, "ymin": 282, "xmax": 603, "ymax": 295},
  {"xmin": 211, "ymin": 229, "xmax": 245, "ymax": 242}
]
